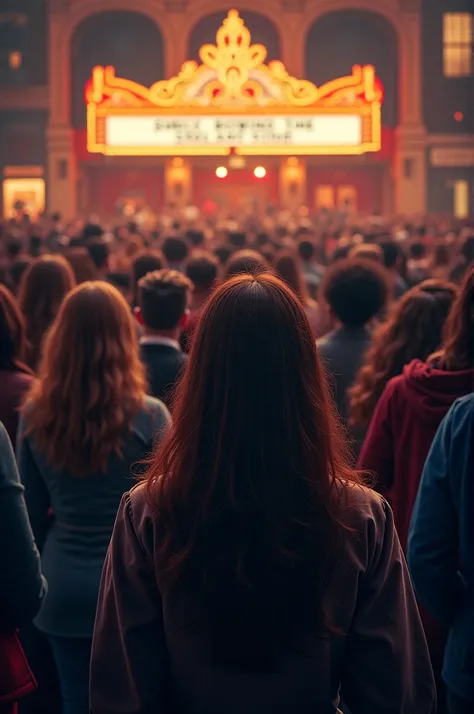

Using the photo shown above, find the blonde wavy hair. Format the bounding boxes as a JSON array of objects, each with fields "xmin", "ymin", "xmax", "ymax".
[{"xmin": 23, "ymin": 281, "xmax": 147, "ymax": 476}]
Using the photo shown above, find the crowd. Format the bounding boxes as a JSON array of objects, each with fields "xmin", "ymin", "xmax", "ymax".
[{"xmin": 0, "ymin": 207, "xmax": 473, "ymax": 714}]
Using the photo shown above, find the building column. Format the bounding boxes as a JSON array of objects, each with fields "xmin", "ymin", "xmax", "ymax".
[
  {"xmin": 394, "ymin": 1, "xmax": 427, "ymax": 214},
  {"xmin": 163, "ymin": 6, "xmax": 189, "ymax": 77},
  {"xmin": 47, "ymin": 3, "xmax": 77, "ymax": 218},
  {"xmin": 46, "ymin": 125, "xmax": 77, "ymax": 219}
]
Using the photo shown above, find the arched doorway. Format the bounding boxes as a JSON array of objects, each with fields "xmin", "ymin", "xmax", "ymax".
[
  {"xmin": 304, "ymin": 10, "xmax": 398, "ymax": 213},
  {"xmin": 188, "ymin": 10, "xmax": 281, "ymax": 62},
  {"xmin": 71, "ymin": 11, "xmax": 165, "ymax": 215}
]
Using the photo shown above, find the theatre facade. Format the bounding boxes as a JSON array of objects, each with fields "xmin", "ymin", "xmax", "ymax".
[{"xmin": 0, "ymin": 0, "xmax": 473, "ymax": 218}]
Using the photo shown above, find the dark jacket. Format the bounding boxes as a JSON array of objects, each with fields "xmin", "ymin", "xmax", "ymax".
[
  {"xmin": 0, "ymin": 423, "xmax": 45, "ymax": 711},
  {"xmin": 140, "ymin": 341, "xmax": 187, "ymax": 408},
  {"xmin": 17, "ymin": 396, "xmax": 170, "ymax": 638},
  {"xmin": 0, "ymin": 371, "xmax": 33, "ymax": 446},
  {"xmin": 317, "ymin": 326, "xmax": 371, "ymax": 423},
  {"xmin": 90, "ymin": 483, "xmax": 436, "ymax": 714},
  {"xmin": 408, "ymin": 395, "xmax": 474, "ymax": 702},
  {"xmin": 358, "ymin": 359, "xmax": 474, "ymax": 551}
]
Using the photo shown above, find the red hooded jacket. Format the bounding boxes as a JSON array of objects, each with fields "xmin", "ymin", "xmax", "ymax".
[{"xmin": 358, "ymin": 359, "xmax": 474, "ymax": 551}]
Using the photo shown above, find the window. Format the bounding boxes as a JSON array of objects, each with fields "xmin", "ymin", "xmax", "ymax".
[{"xmin": 443, "ymin": 13, "xmax": 473, "ymax": 76}]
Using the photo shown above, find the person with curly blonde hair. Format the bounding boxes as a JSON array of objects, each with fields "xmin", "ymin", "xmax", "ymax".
[{"xmin": 17, "ymin": 281, "xmax": 171, "ymax": 714}]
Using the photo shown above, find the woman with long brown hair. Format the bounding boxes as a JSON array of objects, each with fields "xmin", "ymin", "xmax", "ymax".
[
  {"xmin": 90, "ymin": 273, "xmax": 435, "ymax": 714},
  {"xmin": 275, "ymin": 250, "xmax": 319, "ymax": 335},
  {"xmin": 0, "ymin": 284, "xmax": 34, "ymax": 442},
  {"xmin": 17, "ymin": 282, "xmax": 171, "ymax": 714},
  {"xmin": 19, "ymin": 255, "xmax": 76, "ymax": 369},
  {"xmin": 349, "ymin": 281, "xmax": 457, "ymax": 432}
]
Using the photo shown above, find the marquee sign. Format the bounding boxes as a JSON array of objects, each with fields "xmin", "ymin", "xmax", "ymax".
[{"xmin": 85, "ymin": 9, "xmax": 384, "ymax": 157}]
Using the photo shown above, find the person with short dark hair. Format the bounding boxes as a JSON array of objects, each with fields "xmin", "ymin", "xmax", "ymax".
[
  {"xmin": 131, "ymin": 251, "xmax": 164, "ymax": 307},
  {"xmin": 317, "ymin": 259, "xmax": 388, "ymax": 427},
  {"xmin": 182, "ymin": 251, "xmax": 219, "ymax": 351},
  {"xmin": 29, "ymin": 235, "xmax": 43, "ymax": 259},
  {"xmin": 136, "ymin": 270, "xmax": 192, "ymax": 406},
  {"xmin": 87, "ymin": 240, "xmax": 110, "ymax": 278},
  {"xmin": 9, "ymin": 257, "xmax": 32, "ymax": 294},
  {"xmin": 82, "ymin": 223, "xmax": 104, "ymax": 243},
  {"xmin": 380, "ymin": 240, "xmax": 408, "ymax": 298},
  {"xmin": 6, "ymin": 238, "xmax": 23, "ymax": 263},
  {"xmin": 297, "ymin": 238, "xmax": 324, "ymax": 297},
  {"xmin": 214, "ymin": 244, "xmax": 233, "ymax": 266},
  {"xmin": 228, "ymin": 231, "xmax": 247, "ymax": 249},
  {"xmin": 162, "ymin": 236, "xmax": 190, "ymax": 271},
  {"xmin": 407, "ymin": 242, "xmax": 430, "ymax": 286},
  {"xmin": 450, "ymin": 234, "xmax": 474, "ymax": 284},
  {"xmin": 224, "ymin": 250, "xmax": 269, "ymax": 280},
  {"xmin": 185, "ymin": 230, "xmax": 205, "ymax": 248}
]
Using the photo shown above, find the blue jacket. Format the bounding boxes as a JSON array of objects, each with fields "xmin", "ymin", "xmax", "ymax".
[{"xmin": 408, "ymin": 394, "xmax": 474, "ymax": 702}]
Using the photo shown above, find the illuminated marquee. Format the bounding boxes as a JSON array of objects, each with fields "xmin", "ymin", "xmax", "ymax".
[{"xmin": 86, "ymin": 9, "xmax": 384, "ymax": 157}]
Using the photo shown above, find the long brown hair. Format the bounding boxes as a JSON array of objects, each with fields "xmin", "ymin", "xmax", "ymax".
[
  {"xmin": 349, "ymin": 281, "xmax": 458, "ymax": 428},
  {"xmin": 19, "ymin": 255, "xmax": 76, "ymax": 369},
  {"xmin": 275, "ymin": 249, "xmax": 310, "ymax": 304},
  {"xmin": 145, "ymin": 273, "xmax": 361, "ymax": 670},
  {"xmin": 436, "ymin": 267, "xmax": 474, "ymax": 371},
  {"xmin": 23, "ymin": 281, "xmax": 147, "ymax": 476},
  {"xmin": 0, "ymin": 284, "xmax": 32, "ymax": 374}
]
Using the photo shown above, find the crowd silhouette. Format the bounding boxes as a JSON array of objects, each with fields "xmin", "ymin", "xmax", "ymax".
[{"xmin": 1, "ymin": 209, "xmax": 473, "ymax": 714}]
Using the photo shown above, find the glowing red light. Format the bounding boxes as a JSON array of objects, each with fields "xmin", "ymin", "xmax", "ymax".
[{"xmin": 454, "ymin": 112, "xmax": 464, "ymax": 122}]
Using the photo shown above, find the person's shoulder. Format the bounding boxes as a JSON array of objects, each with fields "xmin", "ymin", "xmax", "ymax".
[
  {"xmin": 448, "ymin": 394, "xmax": 474, "ymax": 429},
  {"xmin": 140, "ymin": 395, "xmax": 171, "ymax": 425},
  {"xmin": 124, "ymin": 481, "xmax": 157, "ymax": 549},
  {"xmin": 343, "ymin": 482, "xmax": 388, "ymax": 526}
]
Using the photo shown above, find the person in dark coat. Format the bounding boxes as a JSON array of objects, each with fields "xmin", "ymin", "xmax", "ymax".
[
  {"xmin": 136, "ymin": 269, "xmax": 192, "ymax": 407},
  {"xmin": 409, "ymin": 394, "xmax": 474, "ymax": 714},
  {"xmin": 317, "ymin": 258, "xmax": 388, "ymax": 436},
  {"xmin": 0, "ymin": 422, "xmax": 45, "ymax": 714},
  {"xmin": 90, "ymin": 274, "xmax": 435, "ymax": 714}
]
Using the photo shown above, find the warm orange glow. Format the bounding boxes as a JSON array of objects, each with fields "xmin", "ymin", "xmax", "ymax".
[
  {"xmin": 454, "ymin": 111, "xmax": 464, "ymax": 122},
  {"xmin": 254, "ymin": 166, "xmax": 266, "ymax": 178},
  {"xmin": 216, "ymin": 166, "xmax": 228, "ymax": 178},
  {"xmin": 85, "ymin": 10, "xmax": 383, "ymax": 157}
]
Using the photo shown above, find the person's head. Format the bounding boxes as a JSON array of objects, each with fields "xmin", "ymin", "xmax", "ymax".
[
  {"xmin": 22, "ymin": 282, "xmax": 146, "ymax": 476},
  {"xmin": 65, "ymin": 247, "xmax": 98, "ymax": 283},
  {"xmin": 438, "ymin": 267, "xmax": 474, "ymax": 371},
  {"xmin": 87, "ymin": 239, "xmax": 110, "ymax": 275},
  {"xmin": 145, "ymin": 274, "xmax": 359, "ymax": 668},
  {"xmin": 185, "ymin": 251, "xmax": 219, "ymax": 296},
  {"xmin": 131, "ymin": 251, "xmax": 164, "ymax": 306},
  {"xmin": 228, "ymin": 231, "xmax": 247, "ymax": 249},
  {"xmin": 137, "ymin": 269, "xmax": 192, "ymax": 335},
  {"xmin": 349, "ymin": 243, "xmax": 383, "ymax": 263},
  {"xmin": 213, "ymin": 244, "xmax": 233, "ymax": 266},
  {"xmin": 379, "ymin": 240, "xmax": 402, "ymax": 271},
  {"xmin": 297, "ymin": 238, "xmax": 315, "ymax": 262},
  {"xmin": 410, "ymin": 242, "xmax": 426, "ymax": 260},
  {"xmin": 82, "ymin": 222, "xmax": 104, "ymax": 243},
  {"xmin": 224, "ymin": 250, "xmax": 269, "ymax": 280},
  {"xmin": 349, "ymin": 283, "xmax": 456, "ymax": 428},
  {"xmin": 321, "ymin": 259, "xmax": 388, "ymax": 328},
  {"xmin": 6, "ymin": 238, "xmax": 22, "ymax": 262},
  {"xmin": 29, "ymin": 235, "xmax": 43, "ymax": 258},
  {"xmin": 19, "ymin": 255, "xmax": 76, "ymax": 369},
  {"xmin": 432, "ymin": 243, "xmax": 451, "ymax": 268},
  {"xmin": 106, "ymin": 271, "xmax": 131, "ymax": 300},
  {"xmin": 461, "ymin": 235, "xmax": 474, "ymax": 263},
  {"xmin": 162, "ymin": 236, "xmax": 190, "ymax": 267},
  {"xmin": 0, "ymin": 284, "xmax": 31, "ymax": 373},
  {"xmin": 185, "ymin": 230, "xmax": 205, "ymax": 248},
  {"xmin": 10, "ymin": 257, "xmax": 33, "ymax": 293},
  {"xmin": 274, "ymin": 250, "xmax": 308, "ymax": 305}
]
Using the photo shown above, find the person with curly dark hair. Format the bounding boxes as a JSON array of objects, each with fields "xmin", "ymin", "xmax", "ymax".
[{"xmin": 317, "ymin": 258, "xmax": 389, "ymax": 431}]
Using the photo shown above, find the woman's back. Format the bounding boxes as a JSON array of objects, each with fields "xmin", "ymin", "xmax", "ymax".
[{"xmin": 90, "ymin": 273, "xmax": 435, "ymax": 714}]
